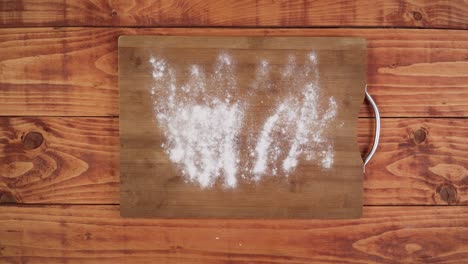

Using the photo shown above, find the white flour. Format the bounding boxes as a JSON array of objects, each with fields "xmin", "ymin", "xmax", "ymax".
[
  {"xmin": 251, "ymin": 53, "xmax": 337, "ymax": 177},
  {"xmin": 150, "ymin": 54, "xmax": 243, "ymax": 188},
  {"xmin": 150, "ymin": 51, "xmax": 337, "ymax": 188}
]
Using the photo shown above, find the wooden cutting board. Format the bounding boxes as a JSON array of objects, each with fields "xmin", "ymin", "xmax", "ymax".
[{"xmin": 119, "ymin": 36, "xmax": 366, "ymax": 219}]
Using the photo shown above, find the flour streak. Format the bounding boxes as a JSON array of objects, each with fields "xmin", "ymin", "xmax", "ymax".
[{"xmin": 150, "ymin": 51, "xmax": 337, "ymax": 188}]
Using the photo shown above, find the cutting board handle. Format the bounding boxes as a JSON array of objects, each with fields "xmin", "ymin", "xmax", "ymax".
[{"xmin": 363, "ymin": 85, "xmax": 380, "ymax": 172}]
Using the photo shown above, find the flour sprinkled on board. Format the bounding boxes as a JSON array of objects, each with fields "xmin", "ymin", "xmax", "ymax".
[
  {"xmin": 150, "ymin": 53, "xmax": 244, "ymax": 188},
  {"xmin": 251, "ymin": 52, "xmax": 337, "ymax": 177},
  {"xmin": 150, "ymin": 51, "xmax": 338, "ymax": 188}
]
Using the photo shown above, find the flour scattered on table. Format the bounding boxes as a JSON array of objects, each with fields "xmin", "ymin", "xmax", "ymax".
[
  {"xmin": 150, "ymin": 53, "xmax": 244, "ymax": 188},
  {"xmin": 251, "ymin": 59, "xmax": 271, "ymax": 90},
  {"xmin": 150, "ymin": 51, "xmax": 337, "ymax": 188},
  {"xmin": 251, "ymin": 52, "xmax": 337, "ymax": 177}
]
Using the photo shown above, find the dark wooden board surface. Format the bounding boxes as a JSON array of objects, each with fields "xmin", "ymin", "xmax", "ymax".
[{"xmin": 119, "ymin": 36, "xmax": 366, "ymax": 218}]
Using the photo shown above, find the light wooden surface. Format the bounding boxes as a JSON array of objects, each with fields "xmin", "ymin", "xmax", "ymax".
[
  {"xmin": 1, "ymin": 117, "xmax": 466, "ymax": 205},
  {"xmin": 0, "ymin": 205, "xmax": 467, "ymax": 263},
  {"xmin": 1, "ymin": 0, "xmax": 467, "ymax": 29},
  {"xmin": 119, "ymin": 36, "xmax": 366, "ymax": 218},
  {"xmin": 1, "ymin": 27, "xmax": 467, "ymax": 117},
  {"xmin": 0, "ymin": 0, "xmax": 467, "ymax": 262}
]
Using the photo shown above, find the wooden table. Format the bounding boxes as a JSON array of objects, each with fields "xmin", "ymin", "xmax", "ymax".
[{"xmin": 0, "ymin": 1, "xmax": 467, "ymax": 263}]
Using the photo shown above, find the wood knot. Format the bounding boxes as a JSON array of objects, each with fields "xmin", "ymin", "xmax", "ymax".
[
  {"xmin": 84, "ymin": 232, "xmax": 92, "ymax": 240},
  {"xmin": 412, "ymin": 128, "xmax": 427, "ymax": 144},
  {"xmin": 23, "ymin": 132, "xmax": 44, "ymax": 149},
  {"xmin": 437, "ymin": 184, "xmax": 458, "ymax": 204},
  {"xmin": 111, "ymin": 9, "xmax": 118, "ymax": 17},
  {"xmin": 412, "ymin": 11, "xmax": 423, "ymax": 21}
]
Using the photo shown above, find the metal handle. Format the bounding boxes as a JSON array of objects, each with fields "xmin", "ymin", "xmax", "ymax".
[{"xmin": 363, "ymin": 85, "xmax": 380, "ymax": 172}]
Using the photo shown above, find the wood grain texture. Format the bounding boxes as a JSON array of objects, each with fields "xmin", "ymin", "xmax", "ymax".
[
  {"xmin": 1, "ymin": 27, "xmax": 467, "ymax": 117},
  {"xmin": 119, "ymin": 36, "xmax": 366, "ymax": 219},
  {"xmin": 0, "ymin": 117, "xmax": 119, "ymax": 204},
  {"xmin": 0, "ymin": 205, "xmax": 467, "ymax": 263},
  {"xmin": 1, "ymin": 117, "xmax": 467, "ymax": 205},
  {"xmin": 1, "ymin": 0, "xmax": 468, "ymax": 29},
  {"xmin": 362, "ymin": 118, "xmax": 468, "ymax": 205}
]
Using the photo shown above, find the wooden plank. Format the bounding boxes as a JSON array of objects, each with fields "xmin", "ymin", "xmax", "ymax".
[
  {"xmin": 1, "ymin": 117, "xmax": 467, "ymax": 205},
  {"xmin": 1, "ymin": 27, "xmax": 467, "ymax": 117},
  {"xmin": 1, "ymin": 0, "xmax": 467, "ymax": 29},
  {"xmin": 0, "ymin": 117, "xmax": 119, "ymax": 204},
  {"xmin": 0, "ymin": 205, "xmax": 467, "ymax": 263},
  {"xmin": 119, "ymin": 36, "xmax": 366, "ymax": 219},
  {"xmin": 361, "ymin": 118, "xmax": 468, "ymax": 205}
]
